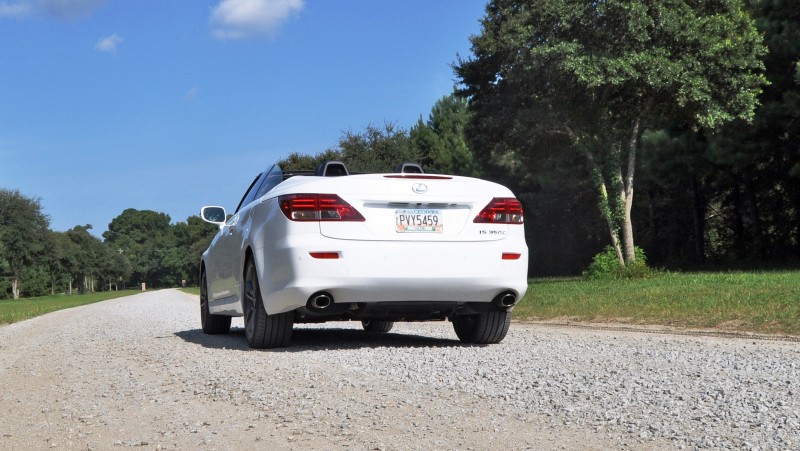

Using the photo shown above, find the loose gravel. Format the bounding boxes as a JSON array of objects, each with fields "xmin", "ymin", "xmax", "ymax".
[{"xmin": 0, "ymin": 289, "xmax": 798, "ymax": 450}]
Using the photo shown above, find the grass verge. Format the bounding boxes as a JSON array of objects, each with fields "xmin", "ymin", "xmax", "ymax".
[
  {"xmin": 0, "ymin": 290, "xmax": 140, "ymax": 325},
  {"xmin": 514, "ymin": 271, "xmax": 800, "ymax": 335},
  {"xmin": 180, "ymin": 287, "xmax": 200, "ymax": 296}
]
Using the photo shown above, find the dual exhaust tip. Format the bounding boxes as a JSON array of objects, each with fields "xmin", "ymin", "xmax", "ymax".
[{"xmin": 308, "ymin": 291, "xmax": 517, "ymax": 310}]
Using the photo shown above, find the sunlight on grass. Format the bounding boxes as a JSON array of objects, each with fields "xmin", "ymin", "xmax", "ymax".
[
  {"xmin": 0, "ymin": 291, "xmax": 140, "ymax": 325},
  {"xmin": 514, "ymin": 271, "xmax": 800, "ymax": 335}
]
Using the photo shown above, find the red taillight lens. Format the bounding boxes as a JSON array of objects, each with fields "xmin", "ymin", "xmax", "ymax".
[
  {"xmin": 309, "ymin": 252, "xmax": 340, "ymax": 259},
  {"xmin": 473, "ymin": 198, "xmax": 524, "ymax": 224},
  {"xmin": 502, "ymin": 253, "xmax": 522, "ymax": 260},
  {"xmin": 279, "ymin": 194, "xmax": 365, "ymax": 222}
]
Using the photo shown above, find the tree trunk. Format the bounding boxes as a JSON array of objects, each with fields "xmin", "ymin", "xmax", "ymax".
[
  {"xmin": 620, "ymin": 111, "xmax": 644, "ymax": 265},
  {"xmin": 586, "ymin": 151, "xmax": 625, "ymax": 267},
  {"xmin": 744, "ymin": 171, "xmax": 765, "ymax": 259},
  {"xmin": 11, "ymin": 278, "xmax": 20, "ymax": 300},
  {"xmin": 731, "ymin": 179, "xmax": 747, "ymax": 258},
  {"xmin": 692, "ymin": 176, "xmax": 706, "ymax": 264}
]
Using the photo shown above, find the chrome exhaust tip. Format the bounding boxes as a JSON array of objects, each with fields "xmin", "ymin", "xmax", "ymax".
[
  {"xmin": 493, "ymin": 291, "xmax": 517, "ymax": 308},
  {"xmin": 308, "ymin": 292, "xmax": 333, "ymax": 309}
]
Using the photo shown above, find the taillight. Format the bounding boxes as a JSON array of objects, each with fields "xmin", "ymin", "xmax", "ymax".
[
  {"xmin": 279, "ymin": 194, "xmax": 365, "ymax": 222},
  {"xmin": 309, "ymin": 252, "xmax": 340, "ymax": 259},
  {"xmin": 473, "ymin": 198, "xmax": 524, "ymax": 224}
]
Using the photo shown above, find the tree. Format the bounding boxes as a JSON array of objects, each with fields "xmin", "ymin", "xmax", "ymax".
[
  {"xmin": 455, "ymin": 0, "xmax": 767, "ymax": 267},
  {"xmin": 278, "ymin": 149, "xmax": 343, "ymax": 171},
  {"xmin": 0, "ymin": 189, "xmax": 50, "ymax": 299},
  {"xmin": 278, "ymin": 123, "xmax": 419, "ymax": 174},
  {"xmin": 65, "ymin": 225, "xmax": 104, "ymax": 293},
  {"xmin": 338, "ymin": 122, "xmax": 419, "ymax": 173},
  {"xmin": 103, "ymin": 209, "xmax": 175, "ymax": 288},
  {"xmin": 43, "ymin": 231, "xmax": 78, "ymax": 294},
  {"xmin": 173, "ymin": 215, "xmax": 217, "ymax": 286},
  {"xmin": 411, "ymin": 93, "xmax": 479, "ymax": 177},
  {"xmin": 702, "ymin": 0, "xmax": 800, "ymax": 261},
  {"xmin": 632, "ymin": 0, "xmax": 800, "ymax": 268}
]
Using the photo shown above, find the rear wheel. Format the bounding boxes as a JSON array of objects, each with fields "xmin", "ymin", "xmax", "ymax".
[
  {"xmin": 452, "ymin": 311, "xmax": 511, "ymax": 344},
  {"xmin": 361, "ymin": 320, "xmax": 394, "ymax": 333},
  {"xmin": 200, "ymin": 270, "xmax": 231, "ymax": 334},
  {"xmin": 243, "ymin": 258, "xmax": 293, "ymax": 348}
]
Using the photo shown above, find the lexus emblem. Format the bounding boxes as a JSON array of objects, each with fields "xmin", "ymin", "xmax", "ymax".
[{"xmin": 412, "ymin": 183, "xmax": 428, "ymax": 194}]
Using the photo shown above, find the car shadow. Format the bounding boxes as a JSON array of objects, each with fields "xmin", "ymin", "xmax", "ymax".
[{"xmin": 174, "ymin": 326, "xmax": 466, "ymax": 352}]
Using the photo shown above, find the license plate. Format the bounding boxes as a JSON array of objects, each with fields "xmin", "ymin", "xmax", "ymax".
[{"xmin": 396, "ymin": 209, "xmax": 443, "ymax": 233}]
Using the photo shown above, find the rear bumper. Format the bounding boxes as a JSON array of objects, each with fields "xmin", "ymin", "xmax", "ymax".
[{"xmin": 256, "ymin": 234, "xmax": 529, "ymax": 315}]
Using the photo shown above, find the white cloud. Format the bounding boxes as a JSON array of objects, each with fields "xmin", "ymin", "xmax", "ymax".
[
  {"xmin": 94, "ymin": 33, "xmax": 122, "ymax": 53},
  {"xmin": 210, "ymin": 0, "xmax": 304, "ymax": 40},
  {"xmin": 0, "ymin": 0, "xmax": 104, "ymax": 19}
]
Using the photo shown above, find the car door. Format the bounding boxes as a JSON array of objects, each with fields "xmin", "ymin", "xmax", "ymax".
[
  {"xmin": 207, "ymin": 171, "xmax": 267, "ymax": 312},
  {"xmin": 207, "ymin": 212, "xmax": 244, "ymax": 307}
]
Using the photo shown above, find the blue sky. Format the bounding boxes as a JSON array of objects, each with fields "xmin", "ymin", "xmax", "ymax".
[{"xmin": 1, "ymin": 0, "xmax": 486, "ymax": 236}]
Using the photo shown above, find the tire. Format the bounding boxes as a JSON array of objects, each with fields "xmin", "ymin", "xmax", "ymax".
[
  {"xmin": 200, "ymin": 270, "xmax": 231, "ymax": 335},
  {"xmin": 243, "ymin": 258, "xmax": 293, "ymax": 348},
  {"xmin": 452, "ymin": 311, "xmax": 511, "ymax": 344},
  {"xmin": 361, "ymin": 320, "xmax": 394, "ymax": 333}
]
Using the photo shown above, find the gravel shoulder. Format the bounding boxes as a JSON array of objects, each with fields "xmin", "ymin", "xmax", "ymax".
[{"xmin": 0, "ymin": 290, "xmax": 798, "ymax": 450}]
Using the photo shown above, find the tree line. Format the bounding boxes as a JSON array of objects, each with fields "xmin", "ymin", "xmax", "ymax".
[
  {"xmin": 0, "ymin": 191, "xmax": 217, "ymax": 300},
  {"xmin": 2, "ymin": 0, "xmax": 798, "ymax": 298}
]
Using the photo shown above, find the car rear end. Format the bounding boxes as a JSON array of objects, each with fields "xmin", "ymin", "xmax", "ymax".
[{"xmin": 254, "ymin": 173, "xmax": 528, "ymax": 322}]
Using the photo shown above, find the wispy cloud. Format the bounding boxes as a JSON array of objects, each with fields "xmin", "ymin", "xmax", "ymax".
[
  {"xmin": 184, "ymin": 86, "xmax": 200, "ymax": 102},
  {"xmin": 0, "ymin": 0, "xmax": 104, "ymax": 19},
  {"xmin": 210, "ymin": 0, "xmax": 304, "ymax": 40},
  {"xmin": 94, "ymin": 33, "xmax": 122, "ymax": 53},
  {"xmin": 0, "ymin": 2, "xmax": 33, "ymax": 18}
]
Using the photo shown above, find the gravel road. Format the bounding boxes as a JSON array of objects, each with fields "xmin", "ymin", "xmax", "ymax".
[{"xmin": 0, "ymin": 290, "xmax": 798, "ymax": 450}]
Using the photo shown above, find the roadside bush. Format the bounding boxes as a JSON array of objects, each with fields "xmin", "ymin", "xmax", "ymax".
[{"xmin": 584, "ymin": 246, "xmax": 654, "ymax": 279}]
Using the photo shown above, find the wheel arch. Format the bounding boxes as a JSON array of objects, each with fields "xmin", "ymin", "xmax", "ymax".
[{"xmin": 240, "ymin": 245, "xmax": 257, "ymax": 311}]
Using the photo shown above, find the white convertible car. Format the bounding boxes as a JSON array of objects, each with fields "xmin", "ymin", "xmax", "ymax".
[{"xmin": 200, "ymin": 161, "xmax": 528, "ymax": 348}]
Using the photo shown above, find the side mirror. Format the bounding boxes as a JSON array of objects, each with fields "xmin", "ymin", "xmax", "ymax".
[{"xmin": 201, "ymin": 206, "xmax": 227, "ymax": 229}]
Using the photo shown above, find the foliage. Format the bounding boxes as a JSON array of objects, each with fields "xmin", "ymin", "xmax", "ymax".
[
  {"xmin": 278, "ymin": 149, "xmax": 343, "ymax": 171},
  {"xmin": 410, "ymin": 93, "xmax": 479, "ymax": 176},
  {"xmin": 454, "ymin": 0, "xmax": 768, "ymax": 267},
  {"xmin": 514, "ymin": 271, "xmax": 800, "ymax": 335},
  {"xmin": 103, "ymin": 209, "xmax": 178, "ymax": 288},
  {"xmin": 584, "ymin": 246, "xmax": 652, "ymax": 280},
  {"xmin": 338, "ymin": 122, "xmax": 420, "ymax": 173},
  {"xmin": 276, "ymin": 123, "xmax": 418, "ymax": 173},
  {"xmin": 0, "ymin": 190, "xmax": 216, "ymax": 298},
  {"xmin": 173, "ymin": 215, "xmax": 218, "ymax": 285},
  {"xmin": 0, "ymin": 189, "xmax": 50, "ymax": 299},
  {"xmin": 634, "ymin": 0, "xmax": 800, "ymax": 267}
]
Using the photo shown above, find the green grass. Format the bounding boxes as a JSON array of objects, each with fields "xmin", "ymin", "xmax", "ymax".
[
  {"xmin": 0, "ymin": 290, "xmax": 140, "ymax": 325},
  {"xmin": 181, "ymin": 287, "xmax": 200, "ymax": 296},
  {"xmin": 514, "ymin": 271, "xmax": 800, "ymax": 335}
]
